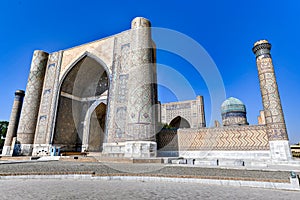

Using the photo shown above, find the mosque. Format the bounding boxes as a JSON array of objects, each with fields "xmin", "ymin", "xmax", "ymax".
[{"xmin": 2, "ymin": 17, "xmax": 296, "ymax": 166}]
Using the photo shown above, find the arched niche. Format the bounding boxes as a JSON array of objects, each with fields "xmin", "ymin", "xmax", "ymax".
[
  {"xmin": 169, "ymin": 116, "xmax": 191, "ymax": 129},
  {"xmin": 53, "ymin": 55, "xmax": 109, "ymax": 152}
]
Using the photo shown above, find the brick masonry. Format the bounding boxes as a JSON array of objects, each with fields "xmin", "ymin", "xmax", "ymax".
[
  {"xmin": 3, "ymin": 19, "xmax": 293, "ymax": 162},
  {"xmin": 157, "ymin": 125, "xmax": 269, "ymax": 152},
  {"xmin": 16, "ymin": 50, "xmax": 49, "ymax": 155},
  {"xmin": 161, "ymin": 96, "xmax": 206, "ymax": 128}
]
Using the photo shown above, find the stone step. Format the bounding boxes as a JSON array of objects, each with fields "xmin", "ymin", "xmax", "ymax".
[
  {"xmin": 59, "ymin": 156, "xmax": 98, "ymax": 162},
  {"xmin": 94, "ymin": 156, "xmax": 133, "ymax": 163},
  {"xmin": 132, "ymin": 158, "xmax": 164, "ymax": 164},
  {"xmin": 0, "ymin": 156, "xmax": 31, "ymax": 161}
]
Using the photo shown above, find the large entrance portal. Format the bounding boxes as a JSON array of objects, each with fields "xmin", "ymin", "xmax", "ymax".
[
  {"xmin": 12, "ymin": 17, "xmax": 158, "ymax": 158},
  {"xmin": 53, "ymin": 56, "xmax": 109, "ymax": 152}
]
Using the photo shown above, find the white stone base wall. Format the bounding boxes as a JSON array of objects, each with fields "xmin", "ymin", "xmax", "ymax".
[
  {"xmin": 1, "ymin": 146, "xmax": 12, "ymax": 156},
  {"xmin": 102, "ymin": 142, "xmax": 126, "ymax": 157},
  {"xmin": 32, "ymin": 144, "xmax": 52, "ymax": 156},
  {"xmin": 102, "ymin": 141, "xmax": 157, "ymax": 158},
  {"xmin": 2, "ymin": 137, "xmax": 17, "ymax": 156},
  {"xmin": 269, "ymin": 140, "xmax": 293, "ymax": 161},
  {"xmin": 20, "ymin": 144, "xmax": 34, "ymax": 156},
  {"xmin": 124, "ymin": 141, "xmax": 157, "ymax": 158},
  {"xmin": 179, "ymin": 150, "xmax": 271, "ymax": 160}
]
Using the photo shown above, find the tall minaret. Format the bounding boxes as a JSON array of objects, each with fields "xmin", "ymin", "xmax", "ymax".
[
  {"xmin": 17, "ymin": 50, "xmax": 49, "ymax": 155},
  {"xmin": 2, "ymin": 90, "xmax": 25, "ymax": 156},
  {"xmin": 125, "ymin": 17, "xmax": 157, "ymax": 157},
  {"xmin": 102, "ymin": 17, "xmax": 157, "ymax": 158},
  {"xmin": 126, "ymin": 17, "xmax": 156, "ymax": 142},
  {"xmin": 252, "ymin": 40, "xmax": 292, "ymax": 161}
]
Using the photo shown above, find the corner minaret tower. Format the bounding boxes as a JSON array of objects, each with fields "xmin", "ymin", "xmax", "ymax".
[
  {"xmin": 2, "ymin": 90, "xmax": 25, "ymax": 156},
  {"xmin": 252, "ymin": 40, "xmax": 292, "ymax": 161},
  {"xmin": 17, "ymin": 50, "xmax": 49, "ymax": 155},
  {"xmin": 127, "ymin": 17, "xmax": 155, "ymax": 141},
  {"xmin": 124, "ymin": 17, "xmax": 157, "ymax": 157},
  {"xmin": 103, "ymin": 17, "xmax": 157, "ymax": 158}
]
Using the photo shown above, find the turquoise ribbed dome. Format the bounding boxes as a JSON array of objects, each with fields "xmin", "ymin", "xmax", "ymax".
[{"xmin": 221, "ymin": 97, "xmax": 246, "ymax": 114}]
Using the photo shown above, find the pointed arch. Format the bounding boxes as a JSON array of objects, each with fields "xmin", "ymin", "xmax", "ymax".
[
  {"xmin": 52, "ymin": 54, "xmax": 110, "ymax": 152},
  {"xmin": 82, "ymin": 100, "xmax": 107, "ymax": 152},
  {"xmin": 169, "ymin": 116, "xmax": 190, "ymax": 129},
  {"xmin": 59, "ymin": 51, "xmax": 111, "ymax": 88}
]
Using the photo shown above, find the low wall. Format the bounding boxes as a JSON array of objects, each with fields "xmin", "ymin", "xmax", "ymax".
[
  {"xmin": 178, "ymin": 125, "xmax": 269, "ymax": 151},
  {"xmin": 157, "ymin": 125, "xmax": 270, "ymax": 158}
]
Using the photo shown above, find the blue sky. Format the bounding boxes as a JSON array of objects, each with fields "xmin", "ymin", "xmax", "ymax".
[{"xmin": 0, "ymin": 0, "xmax": 299, "ymax": 143}]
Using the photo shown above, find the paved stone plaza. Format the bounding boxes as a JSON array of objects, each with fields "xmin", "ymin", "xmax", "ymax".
[
  {"xmin": 0, "ymin": 179, "xmax": 299, "ymax": 200},
  {"xmin": 0, "ymin": 161, "xmax": 291, "ymax": 181}
]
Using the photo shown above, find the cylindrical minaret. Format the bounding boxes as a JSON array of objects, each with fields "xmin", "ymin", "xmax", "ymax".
[
  {"xmin": 197, "ymin": 96, "xmax": 206, "ymax": 127},
  {"xmin": 2, "ymin": 90, "xmax": 25, "ymax": 156},
  {"xmin": 252, "ymin": 40, "xmax": 292, "ymax": 161},
  {"xmin": 126, "ymin": 17, "xmax": 156, "ymax": 141},
  {"xmin": 121, "ymin": 17, "xmax": 157, "ymax": 158},
  {"xmin": 17, "ymin": 50, "xmax": 49, "ymax": 155}
]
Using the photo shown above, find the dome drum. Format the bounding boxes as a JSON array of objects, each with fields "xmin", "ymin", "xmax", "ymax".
[
  {"xmin": 221, "ymin": 97, "xmax": 248, "ymax": 126},
  {"xmin": 222, "ymin": 112, "xmax": 247, "ymax": 119}
]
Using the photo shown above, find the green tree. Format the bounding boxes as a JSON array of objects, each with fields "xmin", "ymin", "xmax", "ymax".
[
  {"xmin": 0, "ymin": 121, "xmax": 9, "ymax": 149},
  {"xmin": 157, "ymin": 122, "xmax": 176, "ymax": 130}
]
